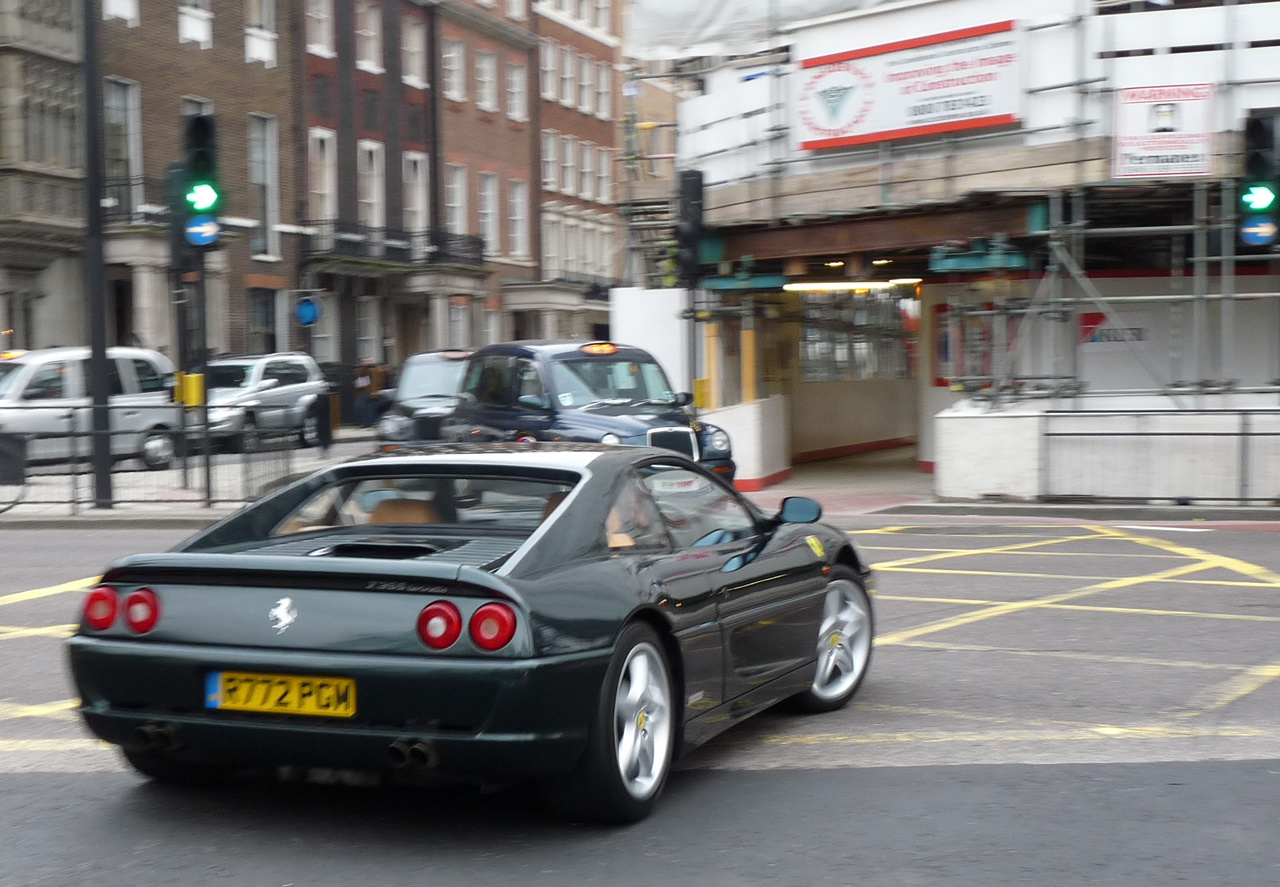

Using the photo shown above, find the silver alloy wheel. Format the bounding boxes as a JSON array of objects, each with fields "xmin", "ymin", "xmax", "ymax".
[
  {"xmin": 141, "ymin": 432, "xmax": 174, "ymax": 469},
  {"xmin": 810, "ymin": 579, "xmax": 872, "ymax": 702},
  {"xmin": 613, "ymin": 641, "xmax": 672, "ymax": 800}
]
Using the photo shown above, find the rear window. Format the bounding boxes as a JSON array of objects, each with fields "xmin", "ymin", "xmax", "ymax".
[
  {"xmin": 208, "ymin": 363, "xmax": 253, "ymax": 389},
  {"xmin": 272, "ymin": 472, "xmax": 578, "ymax": 536}
]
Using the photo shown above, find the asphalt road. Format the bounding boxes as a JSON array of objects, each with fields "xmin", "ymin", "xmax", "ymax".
[{"xmin": 3, "ymin": 519, "xmax": 1280, "ymax": 885}]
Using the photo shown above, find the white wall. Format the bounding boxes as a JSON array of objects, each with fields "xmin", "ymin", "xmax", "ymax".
[
  {"xmin": 789, "ymin": 378, "xmax": 917, "ymax": 459},
  {"xmin": 703, "ymin": 395, "xmax": 791, "ymax": 485},
  {"xmin": 609, "ymin": 288, "xmax": 694, "ymax": 392},
  {"xmin": 934, "ymin": 402, "xmax": 1044, "ymax": 500}
]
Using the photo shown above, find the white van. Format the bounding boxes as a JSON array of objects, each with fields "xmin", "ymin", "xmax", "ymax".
[{"xmin": 0, "ymin": 346, "xmax": 178, "ymax": 470}]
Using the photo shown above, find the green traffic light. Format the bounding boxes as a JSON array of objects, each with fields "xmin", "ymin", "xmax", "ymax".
[
  {"xmin": 1241, "ymin": 184, "xmax": 1277, "ymax": 212},
  {"xmin": 185, "ymin": 183, "xmax": 219, "ymax": 212}
]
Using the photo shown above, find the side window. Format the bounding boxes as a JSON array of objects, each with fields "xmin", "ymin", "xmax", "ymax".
[
  {"xmin": 23, "ymin": 362, "xmax": 69, "ymax": 400},
  {"xmin": 132, "ymin": 359, "xmax": 166, "ymax": 393},
  {"xmin": 469, "ymin": 355, "xmax": 515, "ymax": 407},
  {"xmin": 285, "ymin": 362, "xmax": 310, "ymax": 386},
  {"xmin": 263, "ymin": 362, "xmax": 288, "ymax": 385},
  {"xmin": 76, "ymin": 360, "xmax": 123, "ymax": 396},
  {"xmin": 515, "ymin": 359, "xmax": 547, "ymax": 408},
  {"xmin": 605, "ymin": 474, "xmax": 671, "ymax": 551},
  {"xmin": 641, "ymin": 465, "xmax": 756, "ymax": 549}
]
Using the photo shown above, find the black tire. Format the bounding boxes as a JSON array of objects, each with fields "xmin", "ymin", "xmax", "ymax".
[
  {"xmin": 121, "ymin": 748, "xmax": 231, "ymax": 786},
  {"xmin": 139, "ymin": 428, "xmax": 175, "ymax": 471},
  {"xmin": 791, "ymin": 565, "xmax": 874, "ymax": 714},
  {"xmin": 298, "ymin": 412, "xmax": 320, "ymax": 448},
  {"xmin": 234, "ymin": 417, "xmax": 259, "ymax": 454},
  {"xmin": 540, "ymin": 622, "xmax": 676, "ymax": 824}
]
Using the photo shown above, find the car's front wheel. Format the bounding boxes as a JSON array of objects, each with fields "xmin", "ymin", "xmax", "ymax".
[
  {"xmin": 541, "ymin": 622, "xmax": 675, "ymax": 823},
  {"xmin": 791, "ymin": 566, "xmax": 873, "ymax": 714}
]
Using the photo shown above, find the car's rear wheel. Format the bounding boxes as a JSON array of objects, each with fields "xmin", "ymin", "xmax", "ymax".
[
  {"xmin": 234, "ymin": 417, "xmax": 259, "ymax": 454},
  {"xmin": 540, "ymin": 622, "xmax": 675, "ymax": 823},
  {"xmin": 121, "ymin": 748, "xmax": 231, "ymax": 785},
  {"xmin": 791, "ymin": 566, "xmax": 873, "ymax": 714},
  {"xmin": 139, "ymin": 428, "xmax": 175, "ymax": 471}
]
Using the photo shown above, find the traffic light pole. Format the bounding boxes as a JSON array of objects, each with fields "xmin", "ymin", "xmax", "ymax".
[
  {"xmin": 82, "ymin": 0, "xmax": 112, "ymax": 508},
  {"xmin": 195, "ymin": 249, "xmax": 212, "ymax": 508}
]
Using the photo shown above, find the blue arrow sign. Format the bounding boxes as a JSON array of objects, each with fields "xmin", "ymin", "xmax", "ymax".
[
  {"xmin": 1240, "ymin": 215, "xmax": 1278, "ymax": 247},
  {"xmin": 295, "ymin": 297, "xmax": 321, "ymax": 327},
  {"xmin": 185, "ymin": 214, "xmax": 221, "ymax": 246}
]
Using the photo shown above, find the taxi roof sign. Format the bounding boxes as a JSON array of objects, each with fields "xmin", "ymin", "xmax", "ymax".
[
  {"xmin": 0, "ymin": 350, "xmax": 27, "ymax": 359},
  {"xmin": 580, "ymin": 342, "xmax": 619, "ymax": 355}
]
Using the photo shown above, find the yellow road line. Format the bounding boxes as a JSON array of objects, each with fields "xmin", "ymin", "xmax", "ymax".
[
  {"xmin": 0, "ymin": 624, "xmax": 75, "ymax": 640},
  {"xmin": 880, "ymin": 594, "xmax": 996, "ymax": 605},
  {"xmin": 874, "ymin": 534, "xmax": 1107, "ymax": 569},
  {"xmin": 877, "ymin": 566, "xmax": 1121, "ymax": 581},
  {"xmin": 863, "ymin": 545, "xmax": 1184, "ymax": 559},
  {"xmin": 0, "ymin": 576, "xmax": 98, "ymax": 608},
  {"xmin": 0, "ymin": 739, "xmax": 111, "ymax": 752},
  {"xmin": 876, "ymin": 560, "xmax": 1215, "ymax": 646},
  {"xmin": 853, "ymin": 702, "xmax": 1103, "ymax": 730},
  {"xmin": 890, "ymin": 639, "xmax": 1249, "ymax": 672},
  {"xmin": 1097, "ymin": 529, "xmax": 1280, "ymax": 587},
  {"xmin": 758, "ymin": 724, "xmax": 1271, "ymax": 747},
  {"xmin": 1177, "ymin": 663, "xmax": 1280, "ymax": 718},
  {"xmin": 0, "ymin": 699, "xmax": 78, "ymax": 721},
  {"xmin": 881, "ymin": 595, "xmax": 1280, "ymax": 624}
]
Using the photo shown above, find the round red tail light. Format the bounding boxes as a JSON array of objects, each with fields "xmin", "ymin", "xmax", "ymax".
[
  {"xmin": 82, "ymin": 586, "xmax": 119, "ymax": 631},
  {"xmin": 123, "ymin": 588, "xmax": 161, "ymax": 634},
  {"xmin": 469, "ymin": 603, "xmax": 517, "ymax": 651},
  {"xmin": 417, "ymin": 601, "xmax": 462, "ymax": 649}
]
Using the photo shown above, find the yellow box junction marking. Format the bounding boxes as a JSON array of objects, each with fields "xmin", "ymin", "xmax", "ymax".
[
  {"xmin": 0, "ymin": 699, "xmax": 78, "ymax": 721},
  {"xmin": 0, "ymin": 576, "xmax": 98, "ymax": 608}
]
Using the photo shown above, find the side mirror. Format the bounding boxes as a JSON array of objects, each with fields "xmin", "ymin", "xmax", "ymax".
[
  {"xmin": 517, "ymin": 394, "xmax": 551, "ymax": 411},
  {"xmin": 776, "ymin": 496, "xmax": 822, "ymax": 524},
  {"xmin": 258, "ymin": 377, "xmax": 280, "ymax": 391},
  {"xmin": 674, "ymin": 391, "xmax": 693, "ymax": 407}
]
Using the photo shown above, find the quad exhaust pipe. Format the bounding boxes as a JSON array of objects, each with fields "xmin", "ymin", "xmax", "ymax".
[
  {"xmin": 135, "ymin": 723, "xmax": 182, "ymax": 753},
  {"xmin": 386, "ymin": 739, "xmax": 439, "ymax": 771}
]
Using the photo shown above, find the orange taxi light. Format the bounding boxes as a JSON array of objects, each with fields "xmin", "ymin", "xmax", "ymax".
[
  {"xmin": 0, "ymin": 350, "xmax": 26, "ymax": 359},
  {"xmin": 580, "ymin": 342, "xmax": 619, "ymax": 355}
]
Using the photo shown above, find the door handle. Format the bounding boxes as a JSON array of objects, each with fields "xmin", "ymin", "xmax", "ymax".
[{"xmin": 125, "ymin": 410, "xmax": 139, "ymax": 418}]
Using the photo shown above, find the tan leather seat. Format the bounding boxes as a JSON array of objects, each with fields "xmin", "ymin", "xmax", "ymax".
[
  {"xmin": 605, "ymin": 508, "xmax": 636, "ymax": 549},
  {"xmin": 540, "ymin": 491, "xmax": 568, "ymax": 522},
  {"xmin": 368, "ymin": 498, "xmax": 441, "ymax": 525}
]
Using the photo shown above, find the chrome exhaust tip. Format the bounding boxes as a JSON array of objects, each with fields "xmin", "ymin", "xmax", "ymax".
[
  {"xmin": 386, "ymin": 740, "xmax": 413, "ymax": 769},
  {"xmin": 407, "ymin": 741, "xmax": 439, "ymax": 770}
]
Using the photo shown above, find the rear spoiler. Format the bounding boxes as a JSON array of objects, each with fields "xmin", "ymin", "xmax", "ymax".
[{"xmin": 100, "ymin": 553, "xmax": 523, "ymax": 605}]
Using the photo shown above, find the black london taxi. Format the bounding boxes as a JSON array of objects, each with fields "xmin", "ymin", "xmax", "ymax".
[{"xmin": 442, "ymin": 341, "xmax": 735, "ymax": 481}]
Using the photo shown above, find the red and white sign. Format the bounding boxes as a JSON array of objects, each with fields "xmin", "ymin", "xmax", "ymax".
[
  {"xmin": 1112, "ymin": 84, "xmax": 1214, "ymax": 179},
  {"xmin": 795, "ymin": 21, "xmax": 1021, "ymax": 151}
]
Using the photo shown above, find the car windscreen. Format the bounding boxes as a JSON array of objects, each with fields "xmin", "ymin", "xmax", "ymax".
[
  {"xmin": 397, "ymin": 359, "xmax": 465, "ymax": 400},
  {"xmin": 548, "ymin": 358, "xmax": 676, "ymax": 408},
  {"xmin": 271, "ymin": 472, "xmax": 577, "ymax": 536},
  {"xmin": 0, "ymin": 362, "xmax": 23, "ymax": 398},
  {"xmin": 207, "ymin": 363, "xmax": 253, "ymax": 389}
]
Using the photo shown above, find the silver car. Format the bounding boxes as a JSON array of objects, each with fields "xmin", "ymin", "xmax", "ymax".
[
  {"xmin": 0, "ymin": 346, "xmax": 179, "ymax": 470},
  {"xmin": 199, "ymin": 353, "xmax": 327, "ymax": 452}
]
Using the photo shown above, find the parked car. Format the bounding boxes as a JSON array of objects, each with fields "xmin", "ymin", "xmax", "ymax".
[
  {"xmin": 443, "ymin": 341, "xmax": 737, "ymax": 480},
  {"xmin": 377, "ymin": 350, "xmax": 472, "ymax": 448},
  {"xmin": 200, "ymin": 353, "xmax": 327, "ymax": 452},
  {"xmin": 67, "ymin": 442, "xmax": 874, "ymax": 822},
  {"xmin": 0, "ymin": 346, "xmax": 178, "ymax": 470}
]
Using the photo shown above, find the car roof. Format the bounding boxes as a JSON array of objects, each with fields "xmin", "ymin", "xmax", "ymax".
[
  {"xmin": 404, "ymin": 350, "xmax": 473, "ymax": 363},
  {"xmin": 343, "ymin": 441, "xmax": 615, "ymax": 472},
  {"xmin": 209, "ymin": 352, "xmax": 313, "ymax": 364},
  {"xmin": 1, "ymin": 346, "xmax": 167, "ymax": 363},
  {"xmin": 469, "ymin": 341, "xmax": 656, "ymax": 361}
]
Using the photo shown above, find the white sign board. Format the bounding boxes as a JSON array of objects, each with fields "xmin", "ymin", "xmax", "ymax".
[
  {"xmin": 1112, "ymin": 85, "xmax": 1214, "ymax": 179},
  {"xmin": 1079, "ymin": 312, "xmax": 1152, "ymax": 353},
  {"xmin": 795, "ymin": 21, "xmax": 1021, "ymax": 152}
]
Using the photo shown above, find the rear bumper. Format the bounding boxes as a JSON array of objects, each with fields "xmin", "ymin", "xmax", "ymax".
[{"xmin": 68, "ymin": 636, "xmax": 610, "ymax": 777}]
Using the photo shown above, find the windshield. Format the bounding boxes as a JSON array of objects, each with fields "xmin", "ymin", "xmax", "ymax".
[
  {"xmin": 548, "ymin": 359, "xmax": 675, "ymax": 408},
  {"xmin": 397, "ymin": 359, "xmax": 465, "ymax": 400},
  {"xmin": 207, "ymin": 363, "xmax": 253, "ymax": 389},
  {"xmin": 272, "ymin": 472, "xmax": 577, "ymax": 536},
  {"xmin": 0, "ymin": 363, "xmax": 24, "ymax": 398}
]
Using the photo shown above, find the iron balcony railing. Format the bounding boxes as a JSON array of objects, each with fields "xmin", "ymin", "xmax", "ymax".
[
  {"xmin": 102, "ymin": 176, "xmax": 168, "ymax": 226},
  {"xmin": 304, "ymin": 220, "xmax": 485, "ymax": 267}
]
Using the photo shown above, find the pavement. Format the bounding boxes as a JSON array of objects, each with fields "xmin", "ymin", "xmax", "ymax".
[{"xmin": 4, "ymin": 435, "xmax": 1280, "ymax": 528}]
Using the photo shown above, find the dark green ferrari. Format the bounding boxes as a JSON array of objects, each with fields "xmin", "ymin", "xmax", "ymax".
[{"xmin": 67, "ymin": 442, "xmax": 875, "ymax": 822}]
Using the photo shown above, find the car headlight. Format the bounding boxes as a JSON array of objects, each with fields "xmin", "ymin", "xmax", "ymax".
[
  {"xmin": 601, "ymin": 433, "xmax": 622, "ymax": 445},
  {"xmin": 379, "ymin": 415, "xmax": 413, "ymax": 440},
  {"xmin": 708, "ymin": 428, "xmax": 731, "ymax": 453}
]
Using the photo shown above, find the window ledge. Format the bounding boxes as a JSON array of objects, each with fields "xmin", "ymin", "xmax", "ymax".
[
  {"xmin": 356, "ymin": 61, "xmax": 385, "ymax": 75},
  {"xmin": 307, "ymin": 44, "xmax": 336, "ymax": 58},
  {"xmin": 252, "ymin": 254, "xmax": 283, "ymax": 263},
  {"xmin": 403, "ymin": 76, "xmax": 428, "ymax": 90}
]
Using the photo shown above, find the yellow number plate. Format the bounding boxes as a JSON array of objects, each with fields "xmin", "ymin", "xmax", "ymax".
[{"xmin": 206, "ymin": 671, "xmax": 356, "ymax": 718}]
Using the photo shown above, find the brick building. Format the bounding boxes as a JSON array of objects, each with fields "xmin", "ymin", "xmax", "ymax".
[
  {"xmin": 303, "ymin": 0, "xmax": 537, "ymax": 407},
  {"xmin": 98, "ymin": 0, "xmax": 304, "ymax": 359},
  {"xmin": 518, "ymin": 0, "xmax": 619, "ymax": 340}
]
